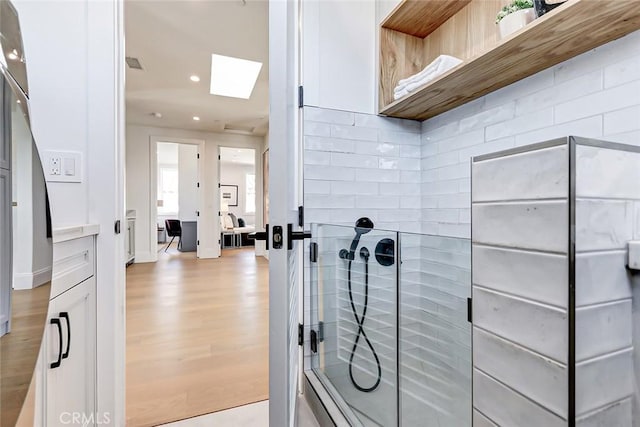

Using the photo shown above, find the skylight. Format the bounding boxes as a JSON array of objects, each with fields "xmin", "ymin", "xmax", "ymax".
[{"xmin": 209, "ymin": 54, "xmax": 262, "ymax": 99}]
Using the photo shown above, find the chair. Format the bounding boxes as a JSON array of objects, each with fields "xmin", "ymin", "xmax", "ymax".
[{"xmin": 164, "ymin": 219, "xmax": 182, "ymax": 252}]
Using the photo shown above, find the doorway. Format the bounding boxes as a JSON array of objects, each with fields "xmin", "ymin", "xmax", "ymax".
[
  {"xmin": 219, "ymin": 147, "xmax": 257, "ymax": 255},
  {"xmin": 151, "ymin": 138, "xmax": 203, "ymax": 260},
  {"xmin": 123, "ymin": 0, "xmax": 271, "ymax": 424}
]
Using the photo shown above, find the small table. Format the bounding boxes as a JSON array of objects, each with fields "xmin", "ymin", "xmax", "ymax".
[{"xmin": 221, "ymin": 230, "xmax": 239, "ymax": 249}]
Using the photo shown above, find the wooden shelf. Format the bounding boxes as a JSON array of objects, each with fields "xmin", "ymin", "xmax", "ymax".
[
  {"xmin": 381, "ymin": 0, "xmax": 472, "ymax": 38},
  {"xmin": 379, "ymin": 0, "xmax": 640, "ymax": 121}
]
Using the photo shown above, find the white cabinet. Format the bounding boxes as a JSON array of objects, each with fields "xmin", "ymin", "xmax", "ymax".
[
  {"xmin": 32, "ymin": 233, "xmax": 97, "ymax": 427},
  {"xmin": 45, "ymin": 277, "xmax": 96, "ymax": 426}
]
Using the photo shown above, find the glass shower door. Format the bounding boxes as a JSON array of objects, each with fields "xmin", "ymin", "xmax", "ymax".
[
  {"xmin": 307, "ymin": 224, "xmax": 472, "ymax": 426},
  {"xmin": 309, "ymin": 223, "xmax": 399, "ymax": 427},
  {"xmin": 398, "ymin": 233, "xmax": 472, "ymax": 427}
]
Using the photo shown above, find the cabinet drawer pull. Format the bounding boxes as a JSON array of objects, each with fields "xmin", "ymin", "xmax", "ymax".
[
  {"xmin": 50, "ymin": 318, "xmax": 63, "ymax": 369},
  {"xmin": 60, "ymin": 312, "xmax": 70, "ymax": 359}
]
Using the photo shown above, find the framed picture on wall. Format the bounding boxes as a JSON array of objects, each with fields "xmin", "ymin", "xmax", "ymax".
[{"xmin": 220, "ymin": 184, "xmax": 238, "ymax": 206}]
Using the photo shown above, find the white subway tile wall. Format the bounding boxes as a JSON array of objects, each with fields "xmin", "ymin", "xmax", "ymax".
[
  {"xmin": 303, "ymin": 109, "xmax": 471, "ymax": 426},
  {"xmin": 302, "ymin": 29, "xmax": 640, "ymax": 427},
  {"xmin": 421, "ymin": 31, "xmax": 640, "ymax": 238},
  {"xmin": 304, "ymin": 105, "xmax": 421, "ymax": 232}
]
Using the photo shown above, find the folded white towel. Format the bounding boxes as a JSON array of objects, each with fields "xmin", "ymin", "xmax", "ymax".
[
  {"xmin": 393, "ymin": 54, "xmax": 462, "ymax": 100},
  {"xmin": 395, "ymin": 54, "xmax": 462, "ymax": 90}
]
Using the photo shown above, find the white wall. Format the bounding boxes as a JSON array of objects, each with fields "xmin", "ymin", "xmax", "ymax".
[
  {"xmin": 126, "ymin": 124, "xmax": 264, "ymax": 261},
  {"xmin": 220, "ymin": 161, "xmax": 256, "ymax": 225},
  {"xmin": 15, "ymin": 0, "xmax": 125, "ymax": 422},
  {"xmin": 421, "ymin": 30, "xmax": 640, "ymax": 239},
  {"xmin": 17, "ymin": 1, "xmax": 91, "ymax": 228},
  {"xmin": 178, "ymin": 144, "xmax": 198, "ymax": 222},
  {"xmin": 303, "ymin": 0, "xmax": 377, "ymax": 114}
]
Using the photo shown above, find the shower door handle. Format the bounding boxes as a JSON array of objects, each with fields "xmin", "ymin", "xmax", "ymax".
[{"xmin": 287, "ymin": 224, "xmax": 311, "ymax": 250}]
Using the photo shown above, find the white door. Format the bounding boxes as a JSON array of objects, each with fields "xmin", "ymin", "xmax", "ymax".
[
  {"xmin": 268, "ymin": 0, "xmax": 303, "ymax": 425},
  {"xmin": 46, "ymin": 278, "xmax": 96, "ymax": 426}
]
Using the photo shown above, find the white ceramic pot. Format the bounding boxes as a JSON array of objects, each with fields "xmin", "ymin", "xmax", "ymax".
[{"xmin": 498, "ymin": 8, "xmax": 536, "ymax": 39}]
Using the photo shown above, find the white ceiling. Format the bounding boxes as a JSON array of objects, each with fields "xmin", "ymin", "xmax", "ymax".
[
  {"xmin": 220, "ymin": 147, "xmax": 255, "ymax": 166},
  {"xmin": 124, "ymin": 0, "xmax": 269, "ymax": 136}
]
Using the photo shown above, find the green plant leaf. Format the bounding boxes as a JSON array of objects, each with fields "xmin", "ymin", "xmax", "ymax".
[{"xmin": 496, "ymin": 0, "xmax": 534, "ymax": 23}]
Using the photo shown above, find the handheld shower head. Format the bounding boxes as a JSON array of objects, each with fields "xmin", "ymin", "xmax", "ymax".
[
  {"xmin": 354, "ymin": 217, "xmax": 374, "ymax": 234},
  {"xmin": 337, "ymin": 217, "xmax": 374, "ymax": 261}
]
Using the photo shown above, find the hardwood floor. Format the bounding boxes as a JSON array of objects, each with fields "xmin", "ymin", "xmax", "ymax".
[{"xmin": 126, "ymin": 247, "xmax": 269, "ymax": 427}]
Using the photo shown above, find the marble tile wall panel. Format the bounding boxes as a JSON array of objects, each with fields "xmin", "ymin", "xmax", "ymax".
[
  {"xmin": 472, "ymin": 201, "xmax": 568, "ymax": 253},
  {"xmin": 473, "ymin": 410, "xmax": 499, "ymax": 427},
  {"xmin": 575, "ymin": 145, "xmax": 640, "ymax": 200},
  {"xmin": 473, "ymin": 287, "xmax": 567, "ymax": 363},
  {"xmin": 575, "ymin": 199, "xmax": 634, "ymax": 252},
  {"xmin": 576, "ymin": 399, "xmax": 632, "ymax": 427},
  {"xmin": 473, "ymin": 369, "xmax": 566, "ymax": 427},
  {"xmin": 575, "ymin": 300, "xmax": 632, "ymax": 362},
  {"xmin": 472, "ymin": 144, "xmax": 568, "ymax": 202},
  {"xmin": 575, "ymin": 251, "xmax": 632, "ymax": 306},
  {"xmin": 473, "ymin": 328, "xmax": 568, "ymax": 417},
  {"xmin": 575, "ymin": 348, "xmax": 634, "ymax": 416},
  {"xmin": 473, "ymin": 245, "xmax": 567, "ymax": 308}
]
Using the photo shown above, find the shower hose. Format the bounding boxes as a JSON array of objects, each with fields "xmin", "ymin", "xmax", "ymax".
[{"xmin": 347, "ymin": 257, "xmax": 382, "ymax": 392}]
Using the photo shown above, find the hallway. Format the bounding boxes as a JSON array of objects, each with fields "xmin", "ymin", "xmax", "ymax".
[{"xmin": 126, "ymin": 248, "xmax": 269, "ymax": 427}]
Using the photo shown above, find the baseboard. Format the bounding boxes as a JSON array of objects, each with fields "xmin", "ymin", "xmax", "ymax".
[
  {"xmin": 198, "ymin": 247, "xmax": 219, "ymax": 259},
  {"xmin": 133, "ymin": 251, "xmax": 156, "ymax": 263},
  {"xmin": 13, "ymin": 266, "xmax": 53, "ymax": 290}
]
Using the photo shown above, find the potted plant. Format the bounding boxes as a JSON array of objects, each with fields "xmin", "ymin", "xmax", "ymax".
[{"xmin": 496, "ymin": 0, "xmax": 536, "ymax": 39}]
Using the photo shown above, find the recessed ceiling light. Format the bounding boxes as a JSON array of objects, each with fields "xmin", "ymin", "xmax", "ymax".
[
  {"xmin": 16, "ymin": 99, "xmax": 21, "ymax": 104},
  {"xmin": 151, "ymin": 112, "xmax": 162, "ymax": 118},
  {"xmin": 193, "ymin": 116, "xmax": 200, "ymax": 121},
  {"xmin": 210, "ymin": 54, "xmax": 262, "ymax": 99},
  {"xmin": 7, "ymin": 49, "xmax": 19, "ymax": 61},
  {"xmin": 190, "ymin": 75, "xmax": 200, "ymax": 82}
]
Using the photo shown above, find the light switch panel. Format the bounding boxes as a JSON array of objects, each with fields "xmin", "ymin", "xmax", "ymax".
[
  {"xmin": 43, "ymin": 150, "xmax": 82, "ymax": 183},
  {"xmin": 627, "ymin": 241, "xmax": 640, "ymax": 270}
]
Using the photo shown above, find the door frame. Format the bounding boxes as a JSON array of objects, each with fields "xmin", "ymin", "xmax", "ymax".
[
  {"xmin": 217, "ymin": 145, "xmax": 258, "ymax": 254},
  {"xmin": 148, "ymin": 136, "xmax": 205, "ymax": 261},
  {"xmin": 269, "ymin": 0, "xmax": 304, "ymax": 424}
]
